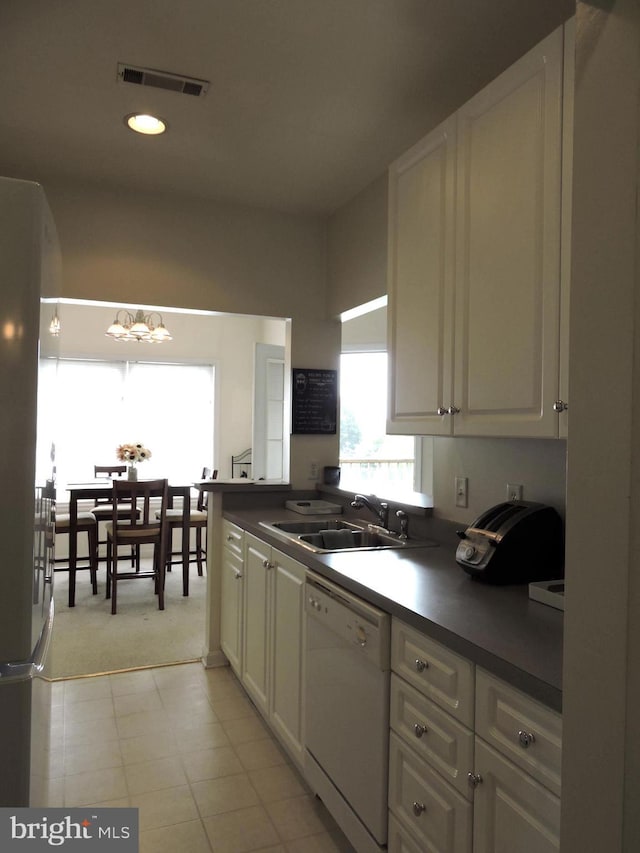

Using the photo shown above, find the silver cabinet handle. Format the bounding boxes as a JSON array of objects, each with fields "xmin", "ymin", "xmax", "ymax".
[
  {"xmin": 518, "ymin": 730, "xmax": 536, "ymax": 748},
  {"xmin": 413, "ymin": 723, "xmax": 428, "ymax": 738},
  {"xmin": 233, "ymin": 569, "xmax": 242, "ymax": 580},
  {"xmin": 448, "ymin": 406, "xmax": 460, "ymax": 415},
  {"xmin": 226, "ymin": 534, "xmax": 234, "ymax": 541},
  {"xmin": 553, "ymin": 400, "xmax": 568, "ymax": 413},
  {"xmin": 414, "ymin": 658, "xmax": 429, "ymax": 672},
  {"xmin": 412, "ymin": 801, "xmax": 426, "ymax": 817},
  {"xmin": 437, "ymin": 406, "xmax": 448, "ymax": 416},
  {"xmin": 262, "ymin": 559, "xmax": 273, "ymax": 569},
  {"xmin": 468, "ymin": 772, "xmax": 483, "ymax": 788}
]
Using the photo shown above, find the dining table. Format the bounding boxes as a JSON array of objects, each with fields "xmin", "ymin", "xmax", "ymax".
[{"xmin": 63, "ymin": 481, "xmax": 193, "ymax": 607}]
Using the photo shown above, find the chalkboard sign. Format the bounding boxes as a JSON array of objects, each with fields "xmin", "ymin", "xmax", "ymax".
[{"xmin": 292, "ymin": 368, "xmax": 338, "ymax": 434}]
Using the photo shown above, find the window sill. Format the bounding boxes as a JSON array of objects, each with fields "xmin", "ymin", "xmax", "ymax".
[{"xmin": 316, "ymin": 482, "xmax": 433, "ymax": 517}]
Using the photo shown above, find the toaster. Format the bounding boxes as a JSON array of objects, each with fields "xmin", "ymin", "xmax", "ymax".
[{"xmin": 455, "ymin": 500, "xmax": 564, "ymax": 584}]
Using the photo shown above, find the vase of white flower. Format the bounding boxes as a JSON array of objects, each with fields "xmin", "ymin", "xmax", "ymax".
[{"xmin": 116, "ymin": 442, "xmax": 152, "ymax": 481}]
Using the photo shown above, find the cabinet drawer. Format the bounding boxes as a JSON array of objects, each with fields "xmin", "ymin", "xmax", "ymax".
[
  {"xmin": 388, "ymin": 813, "xmax": 425, "ymax": 853},
  {"xmin": 390, "ymin": 674, "xmax": 474, "ymax": 800},
  {"xmin": 475, "ymin": 668, "xmax": 562, "ymax": 796},
  {"xmin": 222, "ymin": 519, "xmax": 244, "ymax": 556},
  {"xmin": 392, "ymin": 620, "xmax": 475, "ymax": 727},
  {"xmin": 389, "ymin": 731, "xmax": 472, "ymax": 853}
]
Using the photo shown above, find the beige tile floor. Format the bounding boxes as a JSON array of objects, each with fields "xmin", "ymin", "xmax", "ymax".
[{"xmin": 48, "ymin": 662, "xmax": 355, "ymax": 853}]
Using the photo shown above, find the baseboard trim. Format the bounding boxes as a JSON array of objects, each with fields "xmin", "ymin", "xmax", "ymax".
[{"xmin": 201, "ymin": 650, "xmax": 229, "ymax": 668}]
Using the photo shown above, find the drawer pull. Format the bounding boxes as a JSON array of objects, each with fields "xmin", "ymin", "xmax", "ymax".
[
  {"xmin": 467, "ymin": 772, "xmax": 483, "ymax": 788},
  {"xmin": 414, "ymin": 658, "xmax": 429, "ymax": 673},
  {"xmin": 412, "ymin": 801, "xmax": 426, "ymax": 817},
  {"xmin": 518, "ymin": 730, "xmax": 536, "ymax": 748},
  {"xmin": 413, "ymin": 723, "xmax": 428, "ymax": 738}
]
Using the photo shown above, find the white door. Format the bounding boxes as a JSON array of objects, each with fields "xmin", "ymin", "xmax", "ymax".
[
  {"xmin": 220, "ymin": 546, "xmax": 243, "ymax": 675},
  {"xmin": 269, "ymin": 549, "xmax": 306, "ymax": 766},
  {"xmin": 387, "ymin": 116, "xmax": 456, "ymax": 435},
  {"xmin": 241, "ymin": 535, "xmax": 270, "ymax": 715},
  {"xmin": 453, "ymin": 27, "xmax": 563, "ymax": 437},
  {"xmin": 473, "ymin": 738, "xmax": 560, "ymax": 853},
  {"xmin": 253, "ymin": 343, "xmax": 285, "ymax": 480}
]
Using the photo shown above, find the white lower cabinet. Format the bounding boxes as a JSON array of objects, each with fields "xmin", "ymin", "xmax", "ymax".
[
  {"xmin": 269, "ymin": 546, "xmax": 306, "ymax": 764},
  {"xmin": 388, "ymin": 813, "xmax": 430, "ymax": 853},
  {"xmin": 389, "ymin": 731, "xmax": 472, "ymax": 853},
  {"xmin": 240, "ymin": 532, "xmax": 306, "ymax": 767},
  {"xmin": 389, "ymin": 619, "xmax": 562, "ymax": 853},
  {"xmin": 475, "ymin": 668, "xmax": 562, "ymax": 797},
  {"xmin": 472, "ymin": 738, "xmax": 560, "ymax": 853},
  {"xmin": 472, "ymin": 669, "xmax": 561, "ymax": 852},
  {"xmin": 220, "ymin": 520, "xmax": 244, "ymax": 676},
  {"xmin": 390, "ymin": 673, "xmax": 474, "ymax": 799},
  {"xmin": 242, "ymin": 533, "xmax": 271, "ymax": 714}
]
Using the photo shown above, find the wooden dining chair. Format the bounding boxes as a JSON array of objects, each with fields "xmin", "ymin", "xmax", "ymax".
[
  {"xmin": 54, "ymin": 511, "xmax": 99, "ymax": 595},
  {"xmin": 160, "ymin": 467, "xmax": 217, "ymax": 596},
  {"xmin": 105, "ymin": 478, "xmax": 169, "ymax": 614},
  {"xmin": 92, "ymin": 464, "xmax": 139, "ymax": 566}
]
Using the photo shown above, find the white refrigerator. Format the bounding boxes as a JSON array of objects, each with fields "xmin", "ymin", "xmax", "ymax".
[{"xmin": 0, "ymin": 176, "xmax": 60, "ymax": 806}]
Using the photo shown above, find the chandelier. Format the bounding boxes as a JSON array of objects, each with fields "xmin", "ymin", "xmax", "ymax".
[{"xmin": 105, "ymin": 310, "xmax": 173, "ymax": 344}]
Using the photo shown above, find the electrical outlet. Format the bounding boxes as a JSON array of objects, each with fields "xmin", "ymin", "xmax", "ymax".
[
  {"xmin": 455, "ymin": 476, "xmax": 468, "ymax": 508},
  {"xmin": 507, "ymin": 483, "xmax": 523, "ymax": 501},
  {"xmin": 309, "ymin": 460, "xmax": 319, "ymax": 481}
]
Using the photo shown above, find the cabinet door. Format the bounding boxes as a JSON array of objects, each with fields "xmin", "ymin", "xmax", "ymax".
[
  {"xmin": 220, "ymin": 547, "xmax": 243, "ymax": 676},
  {"xmin": 387, "ymin": 116, "xmax": 456, "ymax": 435},
  {"xmin": 473, "ymin": 738, "xmax": 560, "ymax": 853},
  {"xmin": 558, "ymin": 18, "xmax": 575, "ymax": 438},
  {"xmin": 269, "ymin": 549, "xmax": 306, "ymax": 767},
  {"xmin": 242, "ymin": 534, "xmax": 271, "ymax": 715},
  {"xmin": 453, "ymin": 27, "xmax": 563, "ymax": 437}
]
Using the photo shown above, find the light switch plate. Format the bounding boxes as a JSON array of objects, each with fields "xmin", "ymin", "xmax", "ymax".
[{"xmin": 455, "ymin": 476, "xmax": 468, "ymax": 508}]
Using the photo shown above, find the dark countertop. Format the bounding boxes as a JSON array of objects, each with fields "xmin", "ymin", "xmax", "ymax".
[{"xmin": 223, "ymin": 505, "xmax": 564, "ymax": 712}]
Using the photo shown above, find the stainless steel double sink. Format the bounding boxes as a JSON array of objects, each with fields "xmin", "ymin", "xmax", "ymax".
[{"xmin": 258, "ymin": 517, "xmax": 438, "ymax": 554}]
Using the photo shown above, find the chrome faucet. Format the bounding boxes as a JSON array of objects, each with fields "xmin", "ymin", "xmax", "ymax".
[{"xmin": 351, "ymin": 494, "xmax": 389, "ymax": 530}]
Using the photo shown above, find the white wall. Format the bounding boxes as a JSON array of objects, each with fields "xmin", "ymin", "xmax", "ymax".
[
  {"xmin": 327, "ymin": 175, "xmax": 388, "ymax": 317},
  {"xmin": 56, "ymin": 301, "xmax": 287, "ymax": 479},
  {"xmin": 561, "ymin": 3, "xmax": 640, "ymax": 850},
  {"xmin": 432, "ymin": 437, "xmax": 567, "ymax": 523},
  {"xmin": 341, "ymin": 305, "xmax": 387, "ymax": 351}
]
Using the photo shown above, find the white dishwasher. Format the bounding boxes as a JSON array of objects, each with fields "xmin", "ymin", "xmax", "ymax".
[{"xmin": 304, "ymin": 571, "xmax": 390, "ymax": 853}]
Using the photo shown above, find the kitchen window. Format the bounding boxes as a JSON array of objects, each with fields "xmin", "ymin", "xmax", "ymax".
[
  {"xmin": 48, "ymin": 358, "xmax": 214, "ymax": 487},
  {"xmin": 339, "ymin": 351, "xmax": 416, "ymax": 493}
]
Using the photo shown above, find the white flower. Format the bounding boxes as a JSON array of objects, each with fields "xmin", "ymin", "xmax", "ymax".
[{"xmin": 116, "ymin": 442, "xmax": 152, "ymax": 463}]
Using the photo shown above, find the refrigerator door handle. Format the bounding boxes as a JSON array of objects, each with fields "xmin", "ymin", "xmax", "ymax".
[{"xmin": 0, "ymin": 598, "xmax": 54, "ymax": 683}]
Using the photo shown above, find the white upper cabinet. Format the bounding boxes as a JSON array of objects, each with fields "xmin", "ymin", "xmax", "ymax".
[
  {"xmin": 387, "ymin": 116, "xmax": 456, "ymax": 435},
  {"xmin": 388, "ymin": 23, "xmax": 570, "ymax": 438}
]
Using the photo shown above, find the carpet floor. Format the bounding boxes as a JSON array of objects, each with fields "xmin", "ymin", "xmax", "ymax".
[{"xmin": 49, "ymin": 560, "xmax": 207, "ymax": 679}]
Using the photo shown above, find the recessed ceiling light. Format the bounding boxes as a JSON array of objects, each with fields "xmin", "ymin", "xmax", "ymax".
[{"xmin": 125, "ymin": 113, "xmax": 167, "ymax": 135}]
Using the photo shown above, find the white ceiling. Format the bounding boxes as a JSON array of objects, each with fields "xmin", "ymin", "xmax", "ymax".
[{"xmin": 0, "ymin": 0, "xmax": 574, "ymax": 216}]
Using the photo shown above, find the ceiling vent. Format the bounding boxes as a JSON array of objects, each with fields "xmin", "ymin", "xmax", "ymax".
[{"xmin": 117, "ymin": 63, "xmax": 209, "ymax": 97}]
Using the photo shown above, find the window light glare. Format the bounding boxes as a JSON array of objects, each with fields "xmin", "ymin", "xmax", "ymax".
[{"xmin": 125, "ymin": 113, "xmax": 167, "ymax": 135}]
